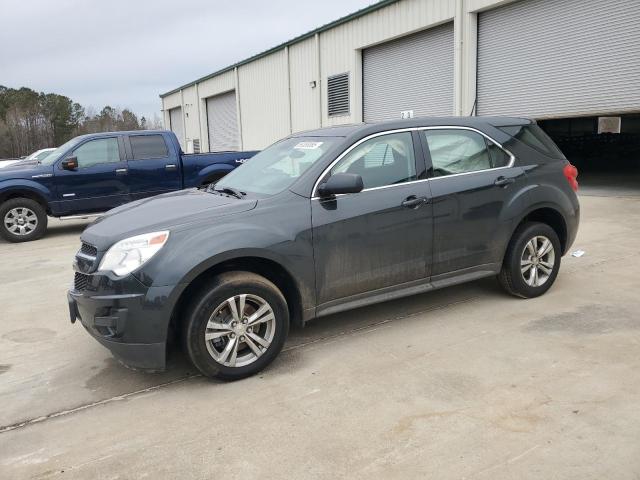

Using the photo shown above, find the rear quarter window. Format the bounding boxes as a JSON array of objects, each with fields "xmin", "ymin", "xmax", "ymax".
[
  {"xmin": 499, "ymin": 124, "xmax": 564, "ymax": 159},
  {"xmin": 130, "ymin": 135, "xmax": 169, "ymax": 160}
]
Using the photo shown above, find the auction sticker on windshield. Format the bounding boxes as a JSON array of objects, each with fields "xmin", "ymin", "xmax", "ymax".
[{"xmin": 294, "ymin": 141, "xmax": 323, "ymax": 150}]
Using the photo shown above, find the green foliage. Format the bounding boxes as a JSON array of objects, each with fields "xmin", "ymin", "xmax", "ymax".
[{"xmin": 0, "ymin": 86, "xmax": 160, "ymax": 158}]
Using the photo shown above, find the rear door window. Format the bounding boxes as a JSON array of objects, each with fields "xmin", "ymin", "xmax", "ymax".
[
  {"xmin": 422, "ymin": 130, "xmax": 492, "ymax": 176},
  {"xmin": 422, "ymin": 129, "xmax": 512, "ymax": 177},
  {"xmin": 486, "ymin": 141, "xmax": 512, "ymax": 168},
  {"xmin": 130, "ymin": 135, "xmax": 169, "ymax": 160}
]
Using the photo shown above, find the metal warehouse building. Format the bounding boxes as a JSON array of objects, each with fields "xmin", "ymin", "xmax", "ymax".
[{"xmin": 160, "ymin": 0, "xmax": 640, "ymax": 185}]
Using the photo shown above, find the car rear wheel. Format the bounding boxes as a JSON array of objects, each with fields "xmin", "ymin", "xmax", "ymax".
[
  {"xmin": 0, "ymin": 197, "xmax": 48, "ymax": 243},
  {"xmin": 183, "ymin": 271, "xmax": 289, "ymax": 380},
  {"xmin": 498, "ymin": 222, "xmax": 561, "ymax": 298}
]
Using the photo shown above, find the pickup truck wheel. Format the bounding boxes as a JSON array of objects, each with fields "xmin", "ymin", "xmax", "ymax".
[
  {"xmin": 498, "ymin": 222, "xmax": 561, "ymax": 298},
  {"xmin": 0, "ymin": 198, "xmax": 48, "ymax": 243},
  {"xmin": 183, "ymin": 271, "xmax": 289, "ymax": 380}
]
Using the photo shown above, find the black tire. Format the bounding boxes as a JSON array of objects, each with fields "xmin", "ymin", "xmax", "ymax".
[
  {"xmin": 183, "ymin": 271, "xmax": 289, "ymax": 380},
  {"xmin": 498, "ymin": 222, "xmax": 561, "ymax": 298},
  {"xmin": 0, "ymin": 197, "xmax": 48, "ymax": 243}
]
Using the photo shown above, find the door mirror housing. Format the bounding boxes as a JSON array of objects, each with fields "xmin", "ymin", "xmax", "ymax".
[
  {"xmin": 61, "ymin": 156, "xmax": 78, "ymax": 170},
  {"xmin": 317, "ymin": 173, "xmax": 364, "ymax": 196}
]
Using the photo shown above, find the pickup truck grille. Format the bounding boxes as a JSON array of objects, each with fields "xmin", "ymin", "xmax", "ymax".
[
  {"xmin": 74, "ymin": 272, "xmax": 89, "ymax": 291},
  {"xmin": 80, "ymin": 242, "xmax": 98, "ymax": 257}
]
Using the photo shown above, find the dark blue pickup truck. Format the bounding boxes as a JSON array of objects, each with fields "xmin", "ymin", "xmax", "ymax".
[{"xmin": 0, "ymin": 130, "xmax": 257, "ymax": 242}]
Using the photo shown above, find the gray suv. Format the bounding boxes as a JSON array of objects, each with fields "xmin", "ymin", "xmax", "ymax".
[{"xmin": 68, "ymin": 117, "xmax": 580, "ymax": 380}]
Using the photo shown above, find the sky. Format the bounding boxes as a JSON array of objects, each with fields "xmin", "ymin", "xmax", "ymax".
[{"xmin": 0, "ymin": 0, "xmax": 377, "ymax": 121}]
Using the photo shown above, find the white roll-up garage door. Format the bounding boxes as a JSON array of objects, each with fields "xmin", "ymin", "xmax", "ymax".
[
  {"xmin": 168, "ymin": 107, "xmax": 184, "ymax": 150},
  {"xmin": 477, "ymin": 0, "xmax": 640, "ymax": 118},
  {"xmin": 363, "ymin": 23, "xmax": 454, "ymax": 123},
  {"xmin": 206, "ymin": 91, "xmax": 239, "ymax": 151}
]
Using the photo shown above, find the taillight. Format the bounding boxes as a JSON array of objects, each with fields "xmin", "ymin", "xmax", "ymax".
[{"xmin": 563, "ymin": 163, "xmax": 579, "ymax": 191}]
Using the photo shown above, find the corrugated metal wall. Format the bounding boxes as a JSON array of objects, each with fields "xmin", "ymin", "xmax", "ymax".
[
  {"xmin": 198, "ymin": 71, "xmax": 236, "ymax": 151},
  {"xmin": 477, "ymin": 0, "xmax": 640, "ymax": 118},
  {"xmin": 181, "ymin": 86, "xmax": 199, "ymax": 149},
  {"xmin": 363, "ymin": 22, "xmax": 454, "ymax": 122},
  {"xmin": 168, "ymin": 107, "xmax": 184, "ymax": 150},
  {"xmin": 206, "ymin": 91, "xmax": 239, "ymax": 151},
  {"xmin": 238, "ymin": 50, "xmax": 291, "ymax": 150},
  {"xmin": 319, "ymin": 0, "xmax": 455, "ymax": 127},
  {"xmin": 162, "ymin": 0, "xmax": 456, "ymax": 148},
  {"xmin": 161, "ymin": 0, "xmax": 640, "ymax": 149},
  {"xmin": 289, "ymin": 37, "xmax": 321, "ymax": 133}
]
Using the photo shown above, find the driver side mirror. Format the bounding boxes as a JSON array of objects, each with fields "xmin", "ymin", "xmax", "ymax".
[
  {"xmin": 61, "ymin": 156, "xmax": 78, "ymax": 170},
  {"xmin": 317, "ymin": 172, "xmax": 364, "ymax": 197}
]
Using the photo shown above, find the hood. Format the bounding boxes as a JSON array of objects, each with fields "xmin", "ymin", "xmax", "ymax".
[
  {"xmin": 81, "ymin": 189, "xmax": 257, "ymax": 249},
  {"xmin": 0, "ymin": 160, "xmax": 49, "ymax": 179}
]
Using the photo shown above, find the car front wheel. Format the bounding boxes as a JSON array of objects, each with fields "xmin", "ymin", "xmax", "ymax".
[
  {"xmin": 183, "ymin": 271, "xmax": 289, "ymax": 380},
  {"xmin": 0, "ymin": 197, "xmax": 48, "ymax": 243},
  {"xmin": 498, "ymin": 222, "xmax": 561, "ymax": 298}
]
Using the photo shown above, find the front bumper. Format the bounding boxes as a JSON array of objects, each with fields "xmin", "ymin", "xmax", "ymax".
[{"xmin": 68, "ymin": 274, "xmax": 179, "ymax": 371}]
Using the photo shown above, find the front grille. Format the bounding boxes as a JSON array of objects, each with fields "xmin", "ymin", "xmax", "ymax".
[
  {"xmin": 79, "ymin": 242, "xmax": 97, "ymax": 258},
  {"xmin": 74, "ymin": 272, "xmax": 89, "ymax": 291}
]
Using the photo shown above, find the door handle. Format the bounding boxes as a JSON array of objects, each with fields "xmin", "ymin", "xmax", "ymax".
[
  {"xmin": 401, "ymin": 196, "xmax": 429, "ymax": 209},
  {"xmin": 115, "ymin": 168, "xmax": 128, "ymax": 175},
  {"xmin": 165, "ymin": 164, "xmax": 177, "ymax": 171},
  {"xmin": 494, "ymin": 176, "xmax": 515, "ymax": 187}
]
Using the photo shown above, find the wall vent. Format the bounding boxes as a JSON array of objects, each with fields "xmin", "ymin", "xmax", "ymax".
[
  {"xmin": 327, "ymin": 73, "xmax": 350, "ymax": 116},
  {"xmin": 193, "ymin": 139, "xmax": 201, "ymax": 153}
]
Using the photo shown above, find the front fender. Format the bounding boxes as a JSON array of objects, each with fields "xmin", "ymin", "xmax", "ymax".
[
  {"xmin": 195, "ymin": 164, "xmax": 234, "ymax": 185},
  {"xmin": 135, "ymin": 209, "xmax": 315, "ymax": 311},
  {"xmin": 0, "ymin": 179, "xmax": 54, "ymax": 204}
]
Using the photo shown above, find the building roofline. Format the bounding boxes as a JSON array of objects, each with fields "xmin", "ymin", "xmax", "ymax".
[{"xmin": 159, "ymin": 0, "xmax": 400, "ymax": 99}]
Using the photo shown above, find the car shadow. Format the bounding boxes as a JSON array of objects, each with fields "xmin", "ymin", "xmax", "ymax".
[{"xmin": 164, "ymin": 276, "xmax": 504, "ymax": 378}]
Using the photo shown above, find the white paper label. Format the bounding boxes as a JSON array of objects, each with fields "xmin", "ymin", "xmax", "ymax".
[{"xmin": 294, "ymin": 141, "xmax": 323, "ymax": 150}]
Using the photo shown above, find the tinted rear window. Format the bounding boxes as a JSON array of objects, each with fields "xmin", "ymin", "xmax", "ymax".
[
  {"xmin": 130, "ymin": 135, "xmax": 169, "ymax": 160},
  {"xmin": 499, "ymin": 124, "xmax": 564, "ymax": 159}
]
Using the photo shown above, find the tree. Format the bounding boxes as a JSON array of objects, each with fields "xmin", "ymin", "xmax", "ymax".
[{"xmin": 0, "ymin": 86, "xmax": 154, "ymax": 158}]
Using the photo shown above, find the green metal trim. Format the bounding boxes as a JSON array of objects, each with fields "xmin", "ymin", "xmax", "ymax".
[{"xmin": 160, "ymin": 0, "xmax": 401, "ymax": 98}]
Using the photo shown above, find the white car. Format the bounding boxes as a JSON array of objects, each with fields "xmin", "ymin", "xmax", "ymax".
[
  {"xmin": 26, "ymin": 148, "xmax": 57, "ymax": 162},
  {"xmin": 0, "ymin": 159, "xmax": 20, "ymax": 168},
  {"xmin": 0, "ymin": 148, "xmax": 56, "ymax": 169}
]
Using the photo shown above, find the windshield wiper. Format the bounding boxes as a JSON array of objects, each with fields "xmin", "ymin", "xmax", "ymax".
[{"xmin": 211, "ymin": 186, "xmax": 245, "ymax": 199}]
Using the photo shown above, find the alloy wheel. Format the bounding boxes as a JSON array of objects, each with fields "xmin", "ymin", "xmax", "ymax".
[
  {"xmin": 4, "ymin": 207, "xmax": 38, "ymax": 236},
  {"xmin": 204, "ymin": 294, "xmax": 276, "ymax": 368},
  {"xmin": 520, "ymin": 235, "xmax": 555, "ymax": 287}
]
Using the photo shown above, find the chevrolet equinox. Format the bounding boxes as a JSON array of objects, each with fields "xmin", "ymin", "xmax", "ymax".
[{"xmin": 68, "ymin": 117, "xmax": 580, "ymax": 380}]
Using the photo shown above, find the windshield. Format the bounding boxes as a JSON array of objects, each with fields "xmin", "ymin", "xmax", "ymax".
[
  {"xmin": 33, "ymin": 149, "xmax": 54, "ymax": 160},
  {"xmin": 216, "ymin": 136, "xmax": 339, "ymax": 195},
  {"xmin": 40, "ymin": 137, "xmax": 84, "ymax": 165}
]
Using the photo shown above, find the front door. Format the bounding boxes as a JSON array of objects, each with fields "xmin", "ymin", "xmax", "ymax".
[
  {"xmin": 420, "ymin": 127, "xmax": 527, "ymax": 276},
  {"xmin": 54, "ymin": 136, "xmax": 129, "ymax": 214},
  {"xmin": 311, "ymin": 131, "xmax": 433, "ymax": 306}
]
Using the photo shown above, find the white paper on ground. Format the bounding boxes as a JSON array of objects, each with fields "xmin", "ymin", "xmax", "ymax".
[{"xmin": 571, "ymin": 250, "xmax": 585, "ymax": 257}]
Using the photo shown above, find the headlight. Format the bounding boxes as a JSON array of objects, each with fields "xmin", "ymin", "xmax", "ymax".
[{"xmin": 99, "ymin": 231, "xmax": 169, "ymax": 277}]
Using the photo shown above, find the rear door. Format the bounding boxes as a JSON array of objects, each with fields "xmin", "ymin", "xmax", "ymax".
[
  {"xmin": 125, "ymin": 133, "xmax": 182, "ymax": 200},
  {"xmin": 54, "ymin": 136, "xmax": 129, "ymax": 214},
  {"xmin": 420, "ymin": 127, "xmax": 526, "ymax": 276},
  {"xmin": 311, "ymin": 131, "xmax": 433, "ymax": 307}
]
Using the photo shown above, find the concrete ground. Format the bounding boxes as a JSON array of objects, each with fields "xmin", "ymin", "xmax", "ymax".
[{"xmin": 1, "ymin": 192, "xmax": 639, "ymax": 479}]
